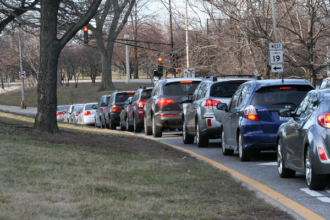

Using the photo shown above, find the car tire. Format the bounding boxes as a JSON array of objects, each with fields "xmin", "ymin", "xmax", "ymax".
[
  {"xmin": 238, "ymin": 132, "xmax": 251, "ymax": 161},
  {"xmin": 134, "ymin": 116, "xmax": 142, "ymax": 133},
  {"xmin": 152, "ymin": 116, "xmax": 162, "ymax": 137},
  {"xmin": 144, "ymin": 116, "xmax": 152, "ymax": 135},
  {"xmin": 120, "ymin": 119, "xmax": 126, "ymax": 131},
  {"xmin": 109, "ymin": 117, "xmax": 116, "ymax": 130},
  {"xmin": 196, "ymin": 122, "xmax": 209, "ymax": 148},
  {"xmin": 182, "ymin": 122, "xmax": 194, "ymax": 144},
  {"xmin": 222, "ymin": 129, "xmax": 233, "ymax": 156},
  {"xmin": 95, "ymin": 119, "xmax": 97, "ymax": 128},
  {"xmin": 126, "ymin": 116, "xmax": 133, "ymax": 132},
  {"xmin": 305, "ymin": 146, "xmax": 327, "ymax": 190},
  {"xmin": 277, "ymin": 139, "xmax": 295, "ymax": 178}
]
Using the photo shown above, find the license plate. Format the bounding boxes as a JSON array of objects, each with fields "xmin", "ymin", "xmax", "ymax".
[
  {"xmin": 183, "ymin": 103, "xmax": 188, "ymax": 109},
  {"xmin": 279, "ymin": 116, "xmax": 291, "ymax": 121}
]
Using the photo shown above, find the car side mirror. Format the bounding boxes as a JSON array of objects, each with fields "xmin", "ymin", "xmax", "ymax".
[
  {"xmin": 216, "ymin": 103, "xmax": 228, "ymax": 111},
  {"xmin": 279, "ymin": 108, "xmax": 291, "ymax": 117},
  {"xmin": 181, "ymin": 96, "xmax": 192, "ymax": 103},
  {"xmin": 125, "ymin": 100, "xmax": 130, "ymax": 105}
]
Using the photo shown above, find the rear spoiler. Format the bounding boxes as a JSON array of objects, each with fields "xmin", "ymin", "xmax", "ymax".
[{"xmin": 203, "ymin": 75, "xmax": 261, "ymax": 82}]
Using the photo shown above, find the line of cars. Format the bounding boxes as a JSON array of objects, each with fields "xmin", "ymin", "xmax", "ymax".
[
  {"xmin": 57, "ymin": 76, "xmax": 330, "ymax": 190},
  {"xmin": 56, "ymin": 102, "xmax": 98, "ymax": 125}
]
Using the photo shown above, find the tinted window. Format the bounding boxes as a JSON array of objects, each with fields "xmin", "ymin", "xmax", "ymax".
[
  {"xmin": 192, "ymin": 84, "xmax": 201, "ymax": 101},
  {"xmin": 320, "ymin": 81, "xmax": 327, "ymax": 89},
  {"xmin": 115, "ymin": 93, "xmax": 135, "ymax": 102},
  {"xmin": 251, "ymin": 86, "xmax": 312, "ymax": 110},
  {"xmin": 296, "ymin": 93, "xmax": 318, "ymax": 117},
  {"xmin": 210, "ymin": 81, "xmax": 246, "ymax": 98},
  {"xmin": 163, "ymin": 82, "xmax": 200, "ymax": 96},
  {"xmin": 85, "ymin": 104, "xmax": 98, "ymax": 110},
  {"xmin": 237, "ymin": 84, "xmax": 251, "ymax": 107},
  {"xmin": 141, "ymin": 90, "xmax": 152, "ymax": 99}
]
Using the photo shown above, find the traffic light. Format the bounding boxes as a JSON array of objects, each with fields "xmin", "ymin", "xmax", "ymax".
[
  {"xmin": 83, "ymin": 26, "xmax": 88, "ymax": 44},
  {"xmin": 175, "ymin": 69, "xmax": 178, "ymax": 74},
  {"xmin": 157, "ymin": 57, "xmax": 163, "ymax": 76}
]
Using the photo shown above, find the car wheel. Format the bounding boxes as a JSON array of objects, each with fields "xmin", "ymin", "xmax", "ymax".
[
  {"xmin": 126, "ymin": 116, "xmax": 133, "ymax": 132},
  {"xmin": 238, "ymin": 132, "xmax": 251, "ymax": 161},
  {"xmin": 120, "ymin": 119, "xmax": 126, "ymax": 131},
  {"xmin": 196, "ymin": 122, "xmax": 208, "ymax": 148},
  {"xmin": 134, "ymin": 116, "xmax": 142, "ymax": 133},
  {"xmin": 277, "ymin": 139, "xmax": 295, "ymax": 178},
  {"xmin": 222, "ymin": 129, "xmax": 233, "ymax": 156},
  {"xmin": 305, "ymin": 146, "xmax": 327, "ymax": 190},
  {"xmin": 95, "ymin": 119, "xmax": 97, "ymax": 128},
  {"xmin": 182, "ymin": 122, "xmax": 194, "ymax": 144},
  {"xmin": 152, "ymin": 116, "xmax": 162, "ymax": 137},
  {"xmin": 109, "ymin": 117, "xmax": 116, "ymax": 130},
  {"xmin": 144, "ymin": 116, "xmax": 152, "ymax": 135}
]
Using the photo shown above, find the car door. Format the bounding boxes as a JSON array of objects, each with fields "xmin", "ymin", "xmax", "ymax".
[
  {"xmin": 222, "ymin": 86, "xmax": 243, "ymax": 146},
  {"xmin": 129, "ymin": 92, "xmax": 138, "ymax": 124},
  {"xmin": 190, "ymin": 83, "xmax": 206, "ymax": 132},
  {"xmin": 146, "ymin": 83, "xmax": 159, "ymax": 124},
  {"xmin": 186, "ymin": 84, "xmax": 201, "ymax": 131}
]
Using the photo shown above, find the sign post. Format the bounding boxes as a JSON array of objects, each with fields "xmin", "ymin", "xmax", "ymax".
[{"xmin": 269, "ymin": 43, "xmax": 284, "ymax": 76}]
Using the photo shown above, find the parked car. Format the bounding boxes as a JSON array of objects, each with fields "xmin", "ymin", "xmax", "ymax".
[
  {"xmin": 95, "ymin": 94, "xmax": 111, "ymax": 128},
  {"xmin": 77, "ymin": 103, "xmax": 98, "ymax": 125},
  {"xmin": 68, "ymin": 104, "xmax": 84, "ymax": 124},
  {"xmin": 219, "ymin": 79, "xmax": 314, "ymax": 161},
  {"xmin": 104, "ymin": 91, "xmax": 136, "ymax": 130},
  {"xmin": 56, "ymin": 105, "xmax": 69, "ymax": 120},
  {"xmin": 144, "ymin": 78, "xmax": 202, "ymax": 137},
  {"xmin": 319, "ymin": 77, "xmax": 330, "ymax": 89},
  {"xmin": 119, "ymin": 97, "xmax": 134, "ymax": 131},
  {"xmin": 124, "ymin": 86, "xmax": 153, "ymax": 132},
  {"xmin": 182, "ymin": 76, "xmax": 258, "ymax": 147},
  {"xmin": 277, "ymin": 89, "xmax": 330, "ymax": 190},
  {"xmin": 63, "ymin": 104, "xmax": 81, "ymax": 122}
]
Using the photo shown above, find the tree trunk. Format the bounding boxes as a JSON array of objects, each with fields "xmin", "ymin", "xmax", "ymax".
[
  {"xmin": 34, "ymin": 0, "xmax": 61, "ymax": 133},
  {"xmin": 99, "ymin": 49, "xmax": 115, "ymax": 91},
  {"xmin": 262, "ymin": 63, "xmax": 270, "ymax": 79}
]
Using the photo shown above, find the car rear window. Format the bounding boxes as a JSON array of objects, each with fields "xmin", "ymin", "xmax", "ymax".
[
  {"xmin": 57, "ymin": 105, "xmax": 69, "ymax": 112},
  {"xmin": 210, "ymin": 81, "xmax": 247, "ymax": 98},
  {"xmin": 163, "ymin": 81, "xmax": 200, "ymax": 96},
  {"xmin": 85, "ymin": 104, "xmax": 97, "ymax": 110},
  {"xmin": 141, "ymin": 90, "xmax": 152, "ymax": 99},
  {"xmin": 251, "ymin": 85, "xmax": 313, "ymax": 109},
  {"xmin": 116, "ymin": 93, "xmax": 135, "ymax": 102}
]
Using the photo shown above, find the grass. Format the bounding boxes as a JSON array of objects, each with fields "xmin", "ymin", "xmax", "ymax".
[
  {"xmin": 0, "ymin": 112, "xmax": 293, "ymax": 220},
  {"xmin": 0, "ymin": 82, "xmax": 153, "ymax": 107}
]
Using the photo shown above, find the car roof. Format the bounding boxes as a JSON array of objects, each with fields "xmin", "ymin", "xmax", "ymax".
[
  {"xmin": 246, "ymin": 79, "xmax": 314, "ymax": 90},
  {"xmin": 322, "ymin": 77, "xmax": 330, "ymax": 81},
  {"xmin": 159, "ymin": 78, "xmax": 202, "ymax": 84},
  {"xmin": 115, "ymin": 91, "xmax": 136, "ymax": 93}
]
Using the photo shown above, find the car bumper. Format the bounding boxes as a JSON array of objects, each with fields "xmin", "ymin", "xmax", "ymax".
[
  {"xmin": 154, "ymin": 111, "xmax": 183, "ymax": 129},
  {"xmin": 200, "ymin": 115, "xmax": 222, "ymax": 137},
  {"xmin": 82, "ymin": 116, "xmax": 95, "ymax": 125},
  {"xmin": 110, "ymin": 112, "xmax": 121, "ymax": 124},
  {"xmin": 240, "ymin": 124, "xmax": 277, "ymax": 150},
  {"xmin": 311, "ymin": 131, "xmax": 330, "ymax": 175}
]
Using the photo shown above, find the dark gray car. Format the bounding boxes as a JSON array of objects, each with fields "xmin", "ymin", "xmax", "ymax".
[
  {"xmin": 95, "ymin": 94, "xmax": 111, "ymax": 128},
  {"xmin": 277, "ymin": 89, "xmax": 330, "ymax": 190}
]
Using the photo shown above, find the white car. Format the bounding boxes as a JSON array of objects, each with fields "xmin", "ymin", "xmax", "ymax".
[{"xmin": 77, "ymin": 103, "xmax": 98, "ymax": 125}]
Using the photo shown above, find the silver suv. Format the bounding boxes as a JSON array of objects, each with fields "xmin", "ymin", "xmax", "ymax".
[{"xmin": 182, "ymin": 76, "xmax": 259, "ymax": 147}]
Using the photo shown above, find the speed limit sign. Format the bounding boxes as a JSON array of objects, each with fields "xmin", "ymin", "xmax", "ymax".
[{"xmin": 269, "ymin": 51, "xmax": 283, "ymax": 64}]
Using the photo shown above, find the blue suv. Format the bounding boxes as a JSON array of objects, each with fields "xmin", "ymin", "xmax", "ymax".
[{"xmin": 218, "ymin": 79, "xmax": 314, "ymax": 161}]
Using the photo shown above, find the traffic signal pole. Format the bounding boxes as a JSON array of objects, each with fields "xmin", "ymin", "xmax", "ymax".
[{"xmin": 184, "ymin": 0, "xmax": 190, "ymax": 68}]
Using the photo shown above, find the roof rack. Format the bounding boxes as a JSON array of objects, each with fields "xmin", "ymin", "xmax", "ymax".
[
  {"xmin": 216, "ymin": 75, "xmax": 261, "ymax": 80},
  {"xmin": 202, "ymin": 76, "xmax": 217, "ymax": 82}
]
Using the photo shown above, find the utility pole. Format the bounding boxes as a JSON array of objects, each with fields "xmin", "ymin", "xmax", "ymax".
[
  {"xmin": 184, "ymin": 0, "xmax": 190, "ymax": 68},
  {"xmin": 169, "ymin": 0, "xmax": 175, "ymax": 77},
  {"xmin": 124, "ymin": 34, "xmax": 130, "ymax": 84},
  {"xmin": 271, "ymin": 0, "xmax": 279, "ymax": 79},
  {"xmin": 18, "ymin": 22, "xmax": 26, "ymax": 109}
]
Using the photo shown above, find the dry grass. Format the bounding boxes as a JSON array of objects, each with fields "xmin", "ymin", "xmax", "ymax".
[{"xmin": 0, "ymin": 82, "xmax": 153, "ymax": 107}]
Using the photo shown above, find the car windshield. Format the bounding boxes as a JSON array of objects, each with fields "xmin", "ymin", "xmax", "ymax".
[
  {"xmin": 116, "ymin": 93, "xmax": 135, "ymax": 102},
  {"xmin": 57, "ymin": 105, "xmax": 69, "ymax": 112},
  {"xmin": 163, "ymin": 81, "xmax": 200, "ymax": 96},
  {"xmin": 210, "ymin": 81, "xmax": 247, "ymax": 98},
  {"xmin": 85, "ymin": 104, "xmax": 97, "ymax": 110},
  {"xmin": 141, "ymin": 90, "xmax": 152, "ymax": 99},
  {"xmin": 251, "ymin": 85, "xmax": 312, "ymax": 109}
]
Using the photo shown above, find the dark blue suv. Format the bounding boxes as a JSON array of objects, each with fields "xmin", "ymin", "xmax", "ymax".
[{"xmin": 218, "ymin": 79, "xmax": 314, "ymax": 161}]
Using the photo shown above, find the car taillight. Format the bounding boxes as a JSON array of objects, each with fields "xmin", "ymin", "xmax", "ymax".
[
  {"xmin": 204, "ymin": 99, "xmax": 221, "ymax": 109},
  {"xmin": 112, "ymin": 105, "xmax": 120, "ymax": 112},
  {"xmin": 76, "ymin": 113, "xmax": 79, "ymax": 116},
  {"xmin": 56, "ymin": 112, "xmax": 63, "ymax": 117},
  {"xmin": 84, "ymin": 111, "xmax": 91, "ymax": 116},
  {"xmin": 138, "ymin": 100, "xmax": 146, "ymax": 118},
  {"xmin": 102, "ymin": 107, "xmax": 106, "ymax": 114},
  {"xmin": 317, "ymin": 113, "xmax": 330, "ymax": 129},
  {"xmin": 244, "ymin": 105, "xmax": 259, "ymax": 121},
  {"xmin": 318, "ymin": 148, "xmax": 328, "ymax": 160},
  {"xmin": 157, "ymin": 114, "xmax": 177, "ymax": 117},
  {"xmin": 157, "ymin": 99, "xmax": 174, "ymax": 106}
]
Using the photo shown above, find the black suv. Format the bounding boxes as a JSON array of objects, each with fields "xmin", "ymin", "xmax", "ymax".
[
  {"xmin": 104, "ymin": 91, "xmax": 135, "ymax": 129},
  {"xmin": 95, "ymin": 94, "xmax": 111, "ymax": 128},
  {"xmin": 144, "ymin": 78, "xmax": 202, "ymax": 137}
]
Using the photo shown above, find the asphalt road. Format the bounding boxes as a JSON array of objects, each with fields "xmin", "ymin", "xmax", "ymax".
[{"xmin": 1, "ymin": 105, "xmax": 329, "ymax": 219}]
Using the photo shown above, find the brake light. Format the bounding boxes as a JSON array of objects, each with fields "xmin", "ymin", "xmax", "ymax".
[
  {"xmin": 280, "ymin": 87, "xmax": 291, "ymax": 90},
  {"xmin": 126, "ymin": 92, "xmax": 135, "ymax": 94},
  {"xmin": 84, "ymin": 111, "xmax": 91, "ymax": 116},
  {"xmin": 318, "ymin": 148, "xmax": 328, "ymax": 160},
  {"xmin": 244, "ymin": 105, "xmax": 259, "ymax": 121},
  {"xmin": 204, "ymin": 99, "xmax": 221, "ymax": 109},
  {"xmin": 138, "ymin": 100, "xmax": 147, "ymax": 118},
  {"xmin": 180, "ymin": 81, "xmax": 193, "ymax": 84},
  {"xmin": 157, "ymin": 114, "xmax": 177, "ymax": 117},
  {"xmin": 317, "ymin": 113, "xmax": 330, "ymax": 128},
  {"xmin": 157, "ymin": 99, "xmax": 174, "ymax": 106},
  {"xmin": 76, "ymin": 113, "xmax": 79, "ymax": 116},
  {"xmin": 56, "ymin": 112, "xmax": 63, "ymax": 117},
  {"xmin": 207, "ymin": 119, "xmax": 212, "ymax": 127},
  {"xmin": 112, "ymin": 104, "xmax": 120, "ymax": 112},
  {"xmin": 102, "ymin": 107, "xmax": 106, "ymax": 114}
]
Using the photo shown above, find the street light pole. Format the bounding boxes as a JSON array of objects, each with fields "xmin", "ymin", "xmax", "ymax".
[
  {"xmin": 18, "ymin": 22, "xmax": 26, "ymax": 109},
  {"xmin": 184, "ymin": 0, "xmax": 190, "ymax": 68},
  {"xmin": 124, "ymin": 34, "xmax": 130, "ymax": 84}
]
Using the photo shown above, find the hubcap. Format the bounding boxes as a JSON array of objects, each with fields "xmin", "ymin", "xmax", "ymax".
[
  {"xmin": 306, "ymin": 151, "xmax": 312, "ymax": 186},
  {"xmin": 277, "ymin": 143, "xmax": 283, "ymax": 174},
  {"xmin": 196, "ymin": 124, "xmax": 199, "ymax": 144},
  {"xmin": 239, "ymin": 135, "xmax": 242, "ymax": 158}
]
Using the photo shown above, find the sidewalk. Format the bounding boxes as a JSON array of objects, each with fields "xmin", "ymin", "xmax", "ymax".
[{"xmin": 0, "ymin": 105, "xmax": 37, "ymax": 117}]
